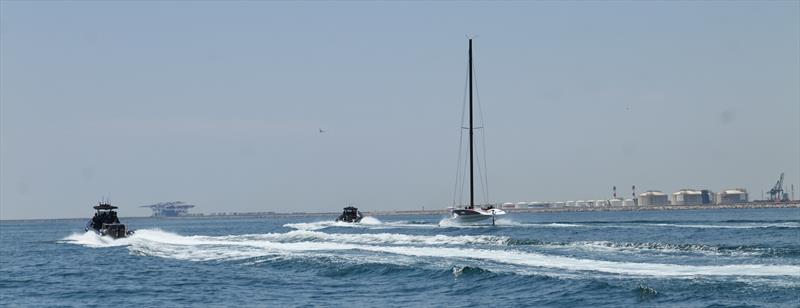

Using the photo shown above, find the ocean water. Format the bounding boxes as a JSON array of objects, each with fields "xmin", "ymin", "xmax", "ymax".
[{"xmin": 1, "ymin": 208, "xmax": 799, "ymax": 307}]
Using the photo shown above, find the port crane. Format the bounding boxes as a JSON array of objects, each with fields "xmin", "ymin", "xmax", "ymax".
[{"xmin": 768, "ymin": 173, "xmax": 789, "ymax": 202}]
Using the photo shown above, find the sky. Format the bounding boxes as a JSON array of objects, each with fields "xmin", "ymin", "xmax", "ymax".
[{"xmin": 1, "ymin": 1, "xmax": 798, "ymax": 220}]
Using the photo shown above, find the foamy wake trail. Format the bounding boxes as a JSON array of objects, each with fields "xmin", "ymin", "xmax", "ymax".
[
  {"xmin": 283, "ymin": 217, "xmax": 383, "ymax": 231},
  {"xmin": 62, "ymin": 229, "xmax": 509, "ymax": 247},
  {"xmin": 539, "ymin": 241, "xmax": 771, "ymax": 257},
  {"xmin": 62, "ymin": 231, "xmax": 132, "ymax": 248},
  {"xmin": 437, "ymin": 217, "xmax": 583, "ymax": 228},
  {"xmin": 62, "ymin": 229, "xmax": 800, "ymax": 278},
  {"xmin": 284, "ymin": 217, "xmax": 441, "ymax": 231}
]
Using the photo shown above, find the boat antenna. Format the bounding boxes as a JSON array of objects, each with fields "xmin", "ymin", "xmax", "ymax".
[{"xmin": 469, "ymin": 38, "xmax": 474, "ymax": 210}]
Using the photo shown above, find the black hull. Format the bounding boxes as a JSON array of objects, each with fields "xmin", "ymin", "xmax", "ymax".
[
  {"xmin": 85, "ymin": 220, "xmax": 134, "ymax": 239},
  {"xmin": 336, "ymin": 206, "xmax": 363, "ymax": 223},
  {"xmin": 335, "ymin": 216, "xmax": 363, "ymax": 223}
]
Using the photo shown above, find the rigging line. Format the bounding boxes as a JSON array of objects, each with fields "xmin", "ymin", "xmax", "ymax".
[
  {"xmin": 453, "ymin": 63, "xmax": 470, "ymax": 206},
  {"xmin": 460, "ymin": 144, "xmax": 470, "ymax": 206},
  {"xmin": 474, "ymin": 136, "xmax": 487, "ymax": 205},
  {"xmin": 477, "ymin": 137, "xmax": 489, "ymax": 204},
  {"xmin": 473, "ymin": 57, "xmax": 491, "ymax": 204},
  {"xmin": 457, "ymin": 138, "xmax": 469, "ymax": 206}
]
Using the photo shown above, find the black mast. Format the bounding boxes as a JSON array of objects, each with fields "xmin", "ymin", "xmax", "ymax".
[{"xmin": 468, "ymin": 38, "xmax": 474, "ymax": 209}]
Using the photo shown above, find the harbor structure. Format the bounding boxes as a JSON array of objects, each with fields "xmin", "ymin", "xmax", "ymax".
[
  {"xmin": 639, "ymin": 191, "xmax": 670, "ymax": 206},
  {"xmin": 141, "ymin": 201, "xmax": 196, "ymax": 217}
]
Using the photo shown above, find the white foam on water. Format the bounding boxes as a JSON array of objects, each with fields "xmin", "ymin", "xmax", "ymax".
[
  {"xmin": 540, "ymin": 241, "xmax": 761, "ymax": 257},
  {"xmin": 359, "ymin": 216, "xmax": 382, "ymax": 225},
  {"xmin": 62, "ymin": 231, "xmax": 132, "ymax": 248},
  {"xmin": 283, "ymin": 221, "xmax": 360, "ymax": 231},
  {"xmin": 283, "ymin": 217, "xmax": 385, "ymax": 231},
  {"xmin": 63, "ymin": 229, "xmax": 800, "ymax": 278},
  {"xmin": 62, "ymin": 229, "xmax": 509, "ymax": 248},
  {"xmin": 438, "ymin": 217, "xmax": 588, "ymax": 228},
  {"xmin": 285, "ymin": 218, "xmax": 441, "ymax": 231},
  {"xmin": 353, "ymin": 245, "xmax": 800, "ymax": 278}
]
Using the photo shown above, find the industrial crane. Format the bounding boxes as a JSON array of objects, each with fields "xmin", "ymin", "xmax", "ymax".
[{"xmin": 768, "ymin": 173, "xmax": 788, "ymax": 202}]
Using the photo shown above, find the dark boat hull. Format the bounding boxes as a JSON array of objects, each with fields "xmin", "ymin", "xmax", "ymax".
[
  {"xmin": 85, "ymin": 221, "xmax": 134, "ymax": 239},
  {"xmin": 335, "ymin": 215, "xmax": 363, "ymax": 223}
]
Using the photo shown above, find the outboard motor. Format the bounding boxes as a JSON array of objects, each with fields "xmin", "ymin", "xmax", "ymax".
[{"xmin": 102, "ymin": 223, "xmax": 128, "ymax": 239}]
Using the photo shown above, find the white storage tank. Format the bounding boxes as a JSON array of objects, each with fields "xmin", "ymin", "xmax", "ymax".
[
  {"xmin": 516, "ymin": 202, "xmax": 528, "ymax": 209},
  {"xmin": 639, "ymin": 191, "xmax": 669, "ymax": 206},
  {"xmin": 596, "ymin": 200, "xmax": 609, "ymax": 207},
  {"xmin": 554, "ymin": 202, "xmax": 566, "ymax": 208},
  {"xmin": 575, "ymin": 200, "xmax": 586, "ymax": 207},
  {"xmin": 566, "ymin": 201, "xmax": 575, "ymax": 207},
  {"xmin": 610, "ymin": 199, "xmax": 623, "ymax": 207},
  {"xmin": 622, "ymin": 199, "xmax": 635, "ymax": 206},
  {"xmin": 672, "ymin": 189, "xmax": 703, "ymax": 205},
  {"xmin": 716, "ymin": 189, "xmax": 748, "ymax": 204},
  {"xmin": 502, "ymin": 202, "xmax": 515, "ymax": 209}
]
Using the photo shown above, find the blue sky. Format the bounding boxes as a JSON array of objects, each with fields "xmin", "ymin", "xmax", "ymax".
[{"xmin": 1, "ymin": 1, "xmax": 798, "ymax": 219}]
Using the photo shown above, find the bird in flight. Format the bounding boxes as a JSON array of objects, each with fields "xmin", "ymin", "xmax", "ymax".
[{"xmin": 319, "ymin": 128, "xmax": 327, "ymax": 133}]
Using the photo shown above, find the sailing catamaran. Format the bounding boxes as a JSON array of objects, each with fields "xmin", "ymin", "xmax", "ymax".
[{"xmin": 448, "ymin": 38, "xmax": 506, "ymax": 225}]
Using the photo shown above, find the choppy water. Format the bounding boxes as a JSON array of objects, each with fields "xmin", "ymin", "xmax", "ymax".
[{"xmin": 2, "ymin": 208, "xmax": 799, "ymax": 306}]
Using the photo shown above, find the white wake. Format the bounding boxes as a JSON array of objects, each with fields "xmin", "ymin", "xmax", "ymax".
[{"xmin": 61, "ymin": 229, "xmax": 800, "ymax": 279}]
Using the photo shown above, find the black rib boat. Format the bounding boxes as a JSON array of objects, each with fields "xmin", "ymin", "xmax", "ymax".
[
  {"xmin": 85, "ymin": 202, "xmax": 134, "ymax": 239},
  {"xmin": 335, "ymin": 206, "xmax": 363, "ymax": 223}
]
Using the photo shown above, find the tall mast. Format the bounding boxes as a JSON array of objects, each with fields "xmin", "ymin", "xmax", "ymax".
[{"xmin": 468, "ymin": 38, "xmax": 474, "ymax": 209}]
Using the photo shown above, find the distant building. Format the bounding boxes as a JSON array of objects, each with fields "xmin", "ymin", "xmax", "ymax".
[
  {"xmin": 671, "ymin": 189, "xmax": 703, "ymax": 205},
  {"xmin": 141, "ymin": 201, "xmax": 196, "ymax": 217},
  {"xmin": 639, "ymin": 191, "xmax": 669, "ymax": 206},
  {"xmin": 716, "ymin": 189, "xmax": 748, "ymax": 204},
  {"xmin": 700, "ymin": 189, "xmax": 714, "ymax": 204}
]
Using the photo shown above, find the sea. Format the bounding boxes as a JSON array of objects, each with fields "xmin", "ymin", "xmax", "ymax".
[{"xmin": 1, "ymin": 208, "xmax": 799, "ymax": 307}]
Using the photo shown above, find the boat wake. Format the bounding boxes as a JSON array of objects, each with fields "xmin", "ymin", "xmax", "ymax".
[
  {"xmin": 284, "ymin": 217, "xmax": 448, "ymax": 231},
  {"xmin": 61, "ymin": 229, "xmax": 800, "ymax": 280}
]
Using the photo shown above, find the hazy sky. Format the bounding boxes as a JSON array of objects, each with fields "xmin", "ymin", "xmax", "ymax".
[{"xmin": 1, "ymin": 1, "xmax": 798, "ymax": 219}]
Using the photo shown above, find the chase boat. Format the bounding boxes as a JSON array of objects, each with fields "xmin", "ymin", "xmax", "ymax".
[
  {"xmin": 335, "ymin": 206, "xmax": 363, "ymax": 223},
  {"xmin": 85, "ymin": 202, "xmax": 134, "ymax": 239}
]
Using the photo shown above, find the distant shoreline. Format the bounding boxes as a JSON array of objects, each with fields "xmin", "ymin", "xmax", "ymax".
[
  {"xmin": 365, "ymin": 202, "xmax": 800, "ymax": 217},
  {"xmin": 161, "ymin": 202, "xmax": 800, "ymax": 219},
  {"xmin": 2, "ymin": 201, "xmax": 798, "ymax": 222}
]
